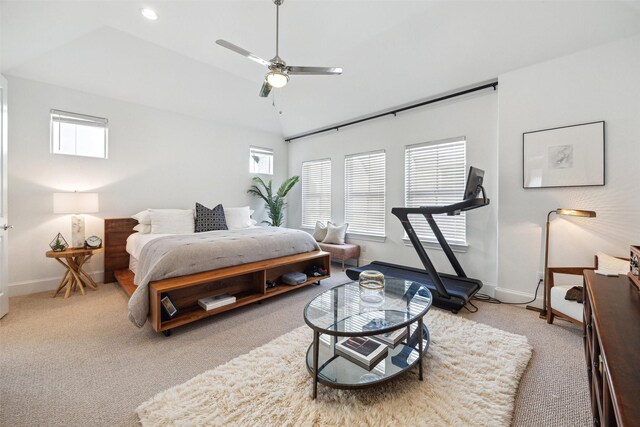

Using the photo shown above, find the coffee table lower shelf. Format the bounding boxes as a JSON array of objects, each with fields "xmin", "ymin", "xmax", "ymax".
[{"xmin": 305, "ymin": 324, "xmax": 429, "ymax": 393}]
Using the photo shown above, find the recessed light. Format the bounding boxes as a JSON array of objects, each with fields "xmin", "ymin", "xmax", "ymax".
[{"xmin": 140, "ymin": 8, "xmax": 158, "ymax": 20}]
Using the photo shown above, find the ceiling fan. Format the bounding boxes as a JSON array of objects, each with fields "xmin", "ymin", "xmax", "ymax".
[{"xmin": 216, "ymin": 0, "xmax": 343, "ymax": 98}]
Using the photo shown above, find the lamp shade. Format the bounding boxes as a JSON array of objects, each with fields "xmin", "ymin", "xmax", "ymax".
[
  {"xmin": 53, "ymin": 192, "xmax": 99, "ymax": 214},
  {"xmin": 555, "ymin": 208, "xmax": 596, "ymax": 218}
]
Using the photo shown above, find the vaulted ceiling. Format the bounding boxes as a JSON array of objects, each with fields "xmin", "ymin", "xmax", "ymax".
[{"xmin": 2, "ymin": 1, "xmax": 640, "ymax": 136}]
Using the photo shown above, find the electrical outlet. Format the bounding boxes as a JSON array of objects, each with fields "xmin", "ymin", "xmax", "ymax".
[
  {"xmin": 537, "ymin": 271, "xmax": 544, "ymax": 280},
  {"xmin": 360, "ymin": 244, "xmax": 366, "ymax": 254}
]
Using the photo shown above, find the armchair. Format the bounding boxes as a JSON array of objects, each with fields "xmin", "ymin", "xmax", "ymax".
[
  {"xmin": 545, "ymin": 262, "xmax": 596, "ymax": 327},
  {"xmin": 546, "ymin": 255, "xmax": 627, "ymax": 327}
]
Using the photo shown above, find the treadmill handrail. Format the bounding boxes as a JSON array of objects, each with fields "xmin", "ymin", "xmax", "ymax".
[{"xmin": 391, "ymin": 197, "xmax": 489, "ymax": 216}]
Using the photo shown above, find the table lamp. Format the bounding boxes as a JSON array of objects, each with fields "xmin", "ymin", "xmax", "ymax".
[
  {"xmin": 530, "ymin": 208, "xmax": 596, "ymax": 317},
  {"xmin": 53, "ymin": 192, "xmax": 99, "ymax": 248}
]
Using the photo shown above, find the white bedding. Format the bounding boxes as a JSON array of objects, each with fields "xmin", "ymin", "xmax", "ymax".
[
  {"xmin": 126, "ymin": 227, "xmax": 263, "ymax": 259},
  {"xmin": 126, "ymin": 232, "xmax": 173, "ymax": 260}
]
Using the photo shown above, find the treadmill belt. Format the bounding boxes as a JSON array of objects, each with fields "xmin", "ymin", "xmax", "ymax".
[{"xmin": 346, "ymin": 262, "xmax": 481, "ymax": 303}]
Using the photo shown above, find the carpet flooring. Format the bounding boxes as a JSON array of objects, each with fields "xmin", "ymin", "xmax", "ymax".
[{"xmin": 0, "ymin": 272, "xmax": 591, "ymax": 426}]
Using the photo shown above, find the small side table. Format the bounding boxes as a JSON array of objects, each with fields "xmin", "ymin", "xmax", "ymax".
[{"xmin": 46, "ymin": 247, "xmax": 104, "ymax": 298}]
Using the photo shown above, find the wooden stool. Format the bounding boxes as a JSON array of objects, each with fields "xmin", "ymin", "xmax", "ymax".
[{"xmin": 46, "ymin": 247, "xmax": 103, "ymax": 298}]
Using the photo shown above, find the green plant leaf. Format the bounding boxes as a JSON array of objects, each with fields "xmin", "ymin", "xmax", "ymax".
[{"xmin": 247, "ymin": 175, "xmax": 299, "ymax": 227}]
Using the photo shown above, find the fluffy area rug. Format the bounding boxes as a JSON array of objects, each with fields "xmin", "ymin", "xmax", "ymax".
[{"xmin": 137, "ymin": 310, "xmax": 533, "ymax": 426}]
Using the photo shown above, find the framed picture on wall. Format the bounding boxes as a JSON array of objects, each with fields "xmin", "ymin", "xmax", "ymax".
[{"xmin": 523, "ymin": 121, "xmax": 605, "ymax": 189}]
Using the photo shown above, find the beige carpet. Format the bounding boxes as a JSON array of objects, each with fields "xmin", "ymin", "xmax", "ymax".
[
  {"xmin": 137, "ymin": 311, "xmax": 532, "ymax": 426},
  {"xmin": 0, "ymin": 271, "xmax": 591, "ymax": 426}
]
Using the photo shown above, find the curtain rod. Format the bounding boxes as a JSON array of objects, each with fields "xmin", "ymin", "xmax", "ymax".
[{"xmin": 284, "ymin": 80, "xmax": 498, "ymax": 143}]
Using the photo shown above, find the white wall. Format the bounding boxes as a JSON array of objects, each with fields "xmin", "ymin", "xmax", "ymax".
[
  {"xmin": 496, "ymin": 34, "xmax": 640, "ymax": 303},
  {"xmin": 288, "ymin": 91, "xmax": 499, "ymax": 291},
  {"xmin": 7, "ymin": 76, "xmax": 286, "ymax": 295}
]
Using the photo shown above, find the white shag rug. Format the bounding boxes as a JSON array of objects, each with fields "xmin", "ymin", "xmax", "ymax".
[{"xmin": 137, "ymin": 310, "xmax": 533, "ymax": 426}]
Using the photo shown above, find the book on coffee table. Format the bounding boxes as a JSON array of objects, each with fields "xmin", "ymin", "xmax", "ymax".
[
  {"xmin": 335, "ymin": 336, "xmax": 388, "ymax": 370},
  {"xmin": 372, "ymin": 327, "xmax": 408, "ymax": 347},
  {"xmin": 362, "ymin": 318, "xmax": 408, "ymax": 347}
]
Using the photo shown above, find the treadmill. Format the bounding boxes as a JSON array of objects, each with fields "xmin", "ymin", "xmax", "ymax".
[{"xmin": 346, "ymin": 166, "xmax": 489, "ymax": 313}]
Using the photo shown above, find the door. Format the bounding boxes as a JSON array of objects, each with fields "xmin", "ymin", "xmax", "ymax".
[{"xmin": 0, "ymin": 75, "xmax": 9, "ymax": 318}]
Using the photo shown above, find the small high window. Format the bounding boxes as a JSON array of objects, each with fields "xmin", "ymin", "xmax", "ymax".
[
  {"xmin": 249, "ymin": 146, "xmax": 274, "ymax": 175},
  {"xmin": 50, "ymin": 110, "xmax": 108, "ymax": 159}
]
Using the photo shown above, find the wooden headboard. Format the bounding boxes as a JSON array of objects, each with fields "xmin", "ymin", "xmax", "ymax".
[{"xmin": 104, "ymin": 218, "xmax": 138, "ymax": 283}]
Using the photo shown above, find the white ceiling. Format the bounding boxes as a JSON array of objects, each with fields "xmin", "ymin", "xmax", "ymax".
[{"xmin": 2, "ymin": 1, "xmax": 640, "ymax": 136}]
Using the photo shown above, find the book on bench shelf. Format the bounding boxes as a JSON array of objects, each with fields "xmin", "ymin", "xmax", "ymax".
[{"xmin": 198, "ymin": 294, "xmax": 236, "ymax": 311}]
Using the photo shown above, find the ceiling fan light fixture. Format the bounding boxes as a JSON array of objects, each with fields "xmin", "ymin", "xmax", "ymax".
[{"xmin": 266, "ymin": 70, "xmax": 288, "ymax": 88}]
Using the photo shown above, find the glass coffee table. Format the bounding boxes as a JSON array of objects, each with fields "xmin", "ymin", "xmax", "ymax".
[{"xmin": 303, "ymin": 278, "xmax": 432, "ymax": 399}]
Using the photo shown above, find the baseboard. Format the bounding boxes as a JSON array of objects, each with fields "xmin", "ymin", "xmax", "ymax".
[
  {"xmin": 9, "ymin": 271, "xmax": 105, "ymax": 297},
  {"xmin": 494, "ymin": 286, "xmax": 543, "ymax": 308},
  {"xmin": 479, "ymin": 283, "xmax": 496, "ymax": 298}
]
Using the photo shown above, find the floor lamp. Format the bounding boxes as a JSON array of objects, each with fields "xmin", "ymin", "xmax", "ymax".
[{"xmin": 527, "ymin": 208, "xmax": 596, "ymax": 317}]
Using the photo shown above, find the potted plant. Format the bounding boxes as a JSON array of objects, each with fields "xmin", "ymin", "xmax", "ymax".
[{"xmin": 247, "ymin": 176, "xmax": 299, "ymax": 227}]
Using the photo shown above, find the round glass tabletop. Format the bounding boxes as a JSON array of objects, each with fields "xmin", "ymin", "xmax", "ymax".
[{"xmin": 303, "ymin": 278, "xmax": 433, "ymax": 336}]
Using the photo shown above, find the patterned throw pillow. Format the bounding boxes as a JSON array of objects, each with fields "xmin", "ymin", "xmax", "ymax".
[{"xmin": 195, "ymin": 203, "xmax": 228, "ymax": 232}]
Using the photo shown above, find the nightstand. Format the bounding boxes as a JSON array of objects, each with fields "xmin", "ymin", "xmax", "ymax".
[{"xmin": 46, "ymin": 247, "xmax": 104, "ymax": 298}]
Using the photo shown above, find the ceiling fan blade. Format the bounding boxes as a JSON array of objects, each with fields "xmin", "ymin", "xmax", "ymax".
[
  {"xmin": 259, "ymin": 81, "xmax": 273, "ymax": 98},
  {"xmin": 215, "ymin": 39, "xmax": 272, "ymax": 67},
  {"xmin": 286, "ymin": 66, "xmax": 343, "ymax": 75}
]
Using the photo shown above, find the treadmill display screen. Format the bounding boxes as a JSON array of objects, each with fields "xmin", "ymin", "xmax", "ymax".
[{"xmin": 463, "ymin": 167, "xmax": 484, "ymax": 200}]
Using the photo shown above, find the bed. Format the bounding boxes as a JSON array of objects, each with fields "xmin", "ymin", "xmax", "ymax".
[{"xmin": 104, "ymin": 218, "xmax": 330, "ymax": 333}]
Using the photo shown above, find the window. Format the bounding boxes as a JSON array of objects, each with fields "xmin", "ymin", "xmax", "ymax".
[
  {"xmin": 302, "ymin": 159, "xmax": 331, "ymax": 228},
  {"xmin": 50, "ymin": 110, "xmax": 108, "ymax": 158},
  {"xmin": 404, "ymin": 137, "xmax": 467, "ymax": 245},
  {"xmin": 249, "ymin": 146, "xmax": 274, "ymax": 175},
  {"xmin": 344, "ymin": 150, "xmax": 386, "ymax": 237}
]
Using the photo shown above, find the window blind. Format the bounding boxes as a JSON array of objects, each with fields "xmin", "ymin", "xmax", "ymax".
[
  {"xmin": 302, "ymin": 159, "xmax": 332, "ymax": 228},
  {"xmin": 50, "ymin": 109, "xmax": 108, "ymax": 158},
  {"xmin": 404, "ymin": 138, "xmax": 467, "ymax": 245},
  {"xmin": 344, "ymin": 150, "xmax": 386, "ymax": 237}
]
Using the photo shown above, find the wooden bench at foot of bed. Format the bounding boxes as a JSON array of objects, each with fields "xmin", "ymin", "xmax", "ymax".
[
  {"xmin": 113, "ymin": 251, "xmax": 331, "ymax": 335},
  {"xmin": 105, "ymin": 218, "xmax": 331, "ymax": 334}
]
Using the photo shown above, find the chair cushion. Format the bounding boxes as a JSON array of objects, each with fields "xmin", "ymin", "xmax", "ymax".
[
  {"xmin": 596, "ymin": 252, "xmax": 629, "ymax": 274},
  {"xmin": 318, "ymin": 242, "xmax": 360, "ymax": 260},
  {"xmin": 550, "ymin": 285, "xmax": 583, "ymax": 322}
]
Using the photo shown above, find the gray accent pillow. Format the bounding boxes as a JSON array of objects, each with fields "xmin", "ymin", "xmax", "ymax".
[
  {"xmin": 195, "ymin": 203, "xmax": 228, "ymax": 232},
  {"xmin": 312, "ymin": 221, "xmax": 335, "ymax": 242},
  {"xmin": 322, "ymin": 223, "xmax": 349, "ymax": 245}
]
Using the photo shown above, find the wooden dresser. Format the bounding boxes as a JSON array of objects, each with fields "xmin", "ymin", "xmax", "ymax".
[{"xmin": 583, "ymin": 271, "xmax": 640, "ymax": 426}]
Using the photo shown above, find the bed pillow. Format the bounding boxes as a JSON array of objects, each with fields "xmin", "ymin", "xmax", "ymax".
[
  {"xmin": 133, "ymin": 224, "xmax": 151, "ymax": 234},
  {"xmin": 596, "ymin": 252, "xmax": 629, "ymax": 274},
  {"xmin": 132, "ymin": 210, "xmax": 151, "ymax": 225},
  {"xmin": 224, "ymin": 206, "xmax": 253, "ymax": 230},
  {"xmin": 322, "ymin": 223, "xmax": 349, "ymax": 245},
  {"xmin": 312, "ymin": 221, "xmax": 335, "ymax": 242},
  {"xmin": 195, "ymin": 203, "xmax": 228, "ymax": 232},
  {"xmin": 149, "ymin": 209, "xmax": 195, "ymax": 234}
]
